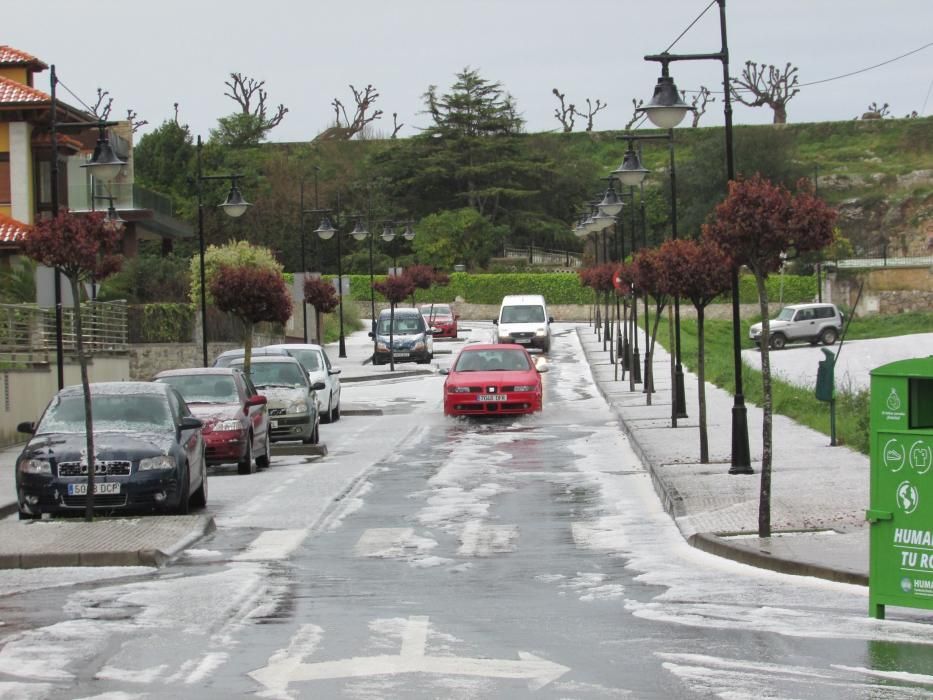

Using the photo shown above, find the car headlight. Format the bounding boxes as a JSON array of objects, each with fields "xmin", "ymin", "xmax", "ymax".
[
  {"xmin": 18, "ymin": 458, "xmax": 51, "ymax": 475},
  {"xmin": 376, "ymin": 341, "xmax": 389, "ymax": 351},
  {"xmin": 413, "ymin": 341, "xmax": 425, "ymax": 351},
  {"xmin": 498, "ymin": 334, "xmax": 510, "ymax": 342},
  {"xmin": 139, "ymin": 455, "xmax": 176, "ymax": 471},
  {"xmin": 449, "ymin": 386, "xmax": 471, "ymax": 394},
  {"xmin": 512, "ymin": 385, "xmax": 536, "ymax": 392},
  {"xmin": 289, "ymin": 402, "xmax": 309, "ymax": 414},
  {"xmin": 535, "ymin": 328, "xmax": 546, "ymax": 337},
  {"xmin": 213, "ymin": 419, "xmax": 243, "ymax": 432}
]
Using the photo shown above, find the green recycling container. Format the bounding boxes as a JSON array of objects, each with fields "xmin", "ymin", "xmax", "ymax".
[{"xmin": 866, "ymin": 355, "xmax": 933, "ymax": 619}]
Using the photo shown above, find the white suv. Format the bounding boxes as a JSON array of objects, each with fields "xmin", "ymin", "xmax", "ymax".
[{"xmin": 749, "ymin": 303, "xmax": 844, "ymax": 350}]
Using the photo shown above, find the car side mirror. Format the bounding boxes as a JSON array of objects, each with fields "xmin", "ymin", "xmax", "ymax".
[
  {"xmin": 368, "ymin": 331, "xmax": 375, "ymax": 338},
  {"xmin": 311, "ymin": 381, "xmax": 326, "ymax": 391},
  {"xmin": 492, "ymin": 319, "xmax": 498, "ymax": 325},
  {"xmin": 329, "ymin": 368, "xmax": 342, "ymax": 375},
  {"xmin": 548, "ymin": 316, "xmax": 555, "ymax": 324},
  {"xmin": 180, "ymin": 416, "xmax": 203, "ymax": 431},
  {"xmin": 439, "ymin": 368, "xmax": 449, "ymax": 375},
  {"xmin": 17, "ymin": 421, "xmax": 35, "ymax": 435}
]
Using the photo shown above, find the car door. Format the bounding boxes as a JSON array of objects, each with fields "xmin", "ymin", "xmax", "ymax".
[
  {"xmin": 240, "ymin": 372, "xmax": 269, "ymax": 453},
  {"xmin": 169, "ymin": 389, "xmax": 204, "ymax": 491},
  {"xmin": 321, "ymin": 349, "xmax": 340, "ymax": 408}
]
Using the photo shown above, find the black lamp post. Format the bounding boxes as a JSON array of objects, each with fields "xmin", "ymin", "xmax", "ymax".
[
  {"xmin": 195, "ymin": 135, "xmax": 250, "ymax": 367},
  {"xmin": 312, "ymin": 208, "xmax": 347, "ymax": 358},
  {"xmin": 641, "ymin": 0, "xmax": 753, "ymax": 474}
]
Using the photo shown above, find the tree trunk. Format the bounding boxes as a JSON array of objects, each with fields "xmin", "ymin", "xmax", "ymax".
[
  {"xmin": 697, "ymin": 306, "xmax": 709, "ymax": 464},
  {"xmin": 773, "ymin": 103, "xmax": 787, "ymax": 124},
  {"xmin": 755, "ymin": 274, "xmax": 773, "ymax": 537},
  {"xmin": 389, "ymin": 303, "xmax": 396, "ymax": 372},
  {"xmin": 645, "ymin": 299, "xmax": 665, "ymax": 405},
  {"xmin": 71, "ymin": 278, "xmax": 96, "ymax": 522}
]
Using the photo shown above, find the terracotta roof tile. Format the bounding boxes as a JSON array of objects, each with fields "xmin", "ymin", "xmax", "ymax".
[
  {"xmin": 0, "ymin": 45, "xmax": 48, "ymax": 69},
  {"xmin": 31, "ymin": 132, "xmax": 85, "ymax": 152},
  {"xmin": 0, "ymin": 74, "xmax": 49, "ymax": 104},
  {"xmin": 0, "ymin": 213, "xmax": 32, "ymax": 244}
]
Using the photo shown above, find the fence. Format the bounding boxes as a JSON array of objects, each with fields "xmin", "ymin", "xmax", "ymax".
[
  {"xmin": 503, "ymin": 246, "xmax": 582, "ymax": 268},
  {"xmin": 0, "ymin": 300, "xmax": 127, "ymax": 364}
]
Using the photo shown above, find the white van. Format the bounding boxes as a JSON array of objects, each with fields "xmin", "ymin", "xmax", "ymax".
[{"xmin": 493, "ymin": 294, "xmax": 554, "ymax": 352}]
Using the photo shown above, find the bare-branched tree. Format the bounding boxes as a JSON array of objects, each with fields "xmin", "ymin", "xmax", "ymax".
[
  {"xmin": 731, "ymin": 61, "xmax": 799, "ymax": 124},
  {"xmin": 93, "ymin": 88, "xmax": 113, "ymax": 120},
  {"xmin": 861, "ymin": 101, "xmax": 890, "ymax": 119},
  {"xmin": 391, "ymin": 112, "xmax": 404, "ymax": 138},
  {"xmin": 315, "ymin": 84, "xmax": 383, "ymax": 141},
  {"xmin": 625, "ymin": 98, "xmax": 644, "ymax": 130},
  {"xmin": 126, "ymin": 108, "xmax": 149, "ymax": 133},
  {"xmin": 173, "ymin": 102, "xmax": 180, "ymax": 124},
  {"xmin": 223, "ymin": 72, "xmax": 288, "ymax": 130},
  {"xmin": 552, "ymin": 88, "xmax": 576, "ymax": 132},
  {"xmin": 685, "ymin": 86, "xmax": 715, "ymax": 127},
  {"xmin": 575, "ymin": 98, "xmax": 607, "ymax": 132}
]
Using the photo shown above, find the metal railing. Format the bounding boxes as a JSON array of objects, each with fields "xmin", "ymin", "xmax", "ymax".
[
  {"xmin": 0, "ymin": 301, "xmax": 128, "ymax": 364},
  {"xmin": 834, "ymin": 255, "xmax": 932, "ymax": 269},
  {"xmin": 503, "ymin": 246, "xmax": 582, "ymax": 268}
]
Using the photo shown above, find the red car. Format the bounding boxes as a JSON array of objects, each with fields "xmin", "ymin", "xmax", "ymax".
[
  {"xmin": 441, "ymin": 344, "xmax": 547, "ymax": 416},
  {"xmin": 420, "ymin": 304, "xmax": 459, "ymax": 339},
  {"xmin": 153, "ymin": 367, "xmax": 271, "ymax": 475}
]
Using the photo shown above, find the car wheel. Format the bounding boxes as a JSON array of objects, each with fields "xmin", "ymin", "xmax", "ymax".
[
  {"xmin": 256, "ymin": 434, "xmax": 271, "ymax": 469},
  {"xmin": 770, "ymin": 333, "xmax": 787, "ymax": 350},
  {"xmin": 302, "ymin": 420, "xmax": 319, "ymax": 445},
  {"xmin": 321, "ymin": 396, "xmax": 333, "ymax": 424},
  {"xmin": 820, "ymin": 328, "xmax": 838, "ymax": 345},
  {"xmin": 18, "ymin": 510, "xmax": 39, "ymax": 520},
  {"xmin": 331, "ymin": 398, "xmax": 341, "ymax": 421},
  {"xmin": 237, "ymin": 433, "xmax": 256, "ymax": 475},
  {"xmin": 191, "ymin": 456, "xmax": 208, "ymax": 510},
  {"xmin": 176, "ymin": 466, "xmax": 191, "ymax": 515}
]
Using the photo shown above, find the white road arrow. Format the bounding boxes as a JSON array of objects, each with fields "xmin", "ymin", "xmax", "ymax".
[{"xmin": 250, "ymin": 616, "xmax": 569, "ymax": 693}]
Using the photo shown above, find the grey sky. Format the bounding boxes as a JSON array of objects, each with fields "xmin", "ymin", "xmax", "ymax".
[{"xmin": 7, "ymin": 1, "xmax": 932, "ymax": 143}]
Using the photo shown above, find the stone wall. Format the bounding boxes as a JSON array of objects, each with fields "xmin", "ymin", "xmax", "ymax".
[
  {"xmin": 826, "ymin": 266, "xmax": 933, "ymax": 314},
  {"xmin": 129, "ymin": 332, "xmax": 285, "ymax": 380}
]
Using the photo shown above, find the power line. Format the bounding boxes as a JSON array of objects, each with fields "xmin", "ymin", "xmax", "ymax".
[
  {"xmin": 54, "ymin": 76, "xmax": 97, "ymax": 116},
  {"xmin": 664, "ymin": 0, "xmax": 716, "ymax": 54}
]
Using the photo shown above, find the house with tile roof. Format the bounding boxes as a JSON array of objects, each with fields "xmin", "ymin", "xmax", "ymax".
[{"xmin": 0, "ymin": 44, "xmax": 191, "ymax": 300}]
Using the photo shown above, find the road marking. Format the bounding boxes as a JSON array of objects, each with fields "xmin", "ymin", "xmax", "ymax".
[
  {"xmin": 249, "ymin": 616, "xmax": 569, "ymax": 692},
  {"xmin": 355, "ymin": 528, "xmax": 414, "ymax": 557},
  {"xmin": 458, "ymin": 520, "xmax": 519, "ymax": 556},
  {"xmin": 233, "ymin": 529, "xmax": 308, "ymax": 561}
]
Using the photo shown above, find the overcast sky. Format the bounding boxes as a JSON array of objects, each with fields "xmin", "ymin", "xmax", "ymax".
[{"xmin": 6, "ymin": 1, "xmax": 932, "ymax": 143}]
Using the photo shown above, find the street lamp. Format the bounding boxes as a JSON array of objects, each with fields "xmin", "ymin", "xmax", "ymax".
[
  {"xmin": 312, "ymin": 209, "xmax": 347, "ymax": 358},
  {"xmin": 195, "ymin": 134, "xmax": 251, "ymax": 367},
  {"xmin": 641, "ymin": 0, "xmax": 752, "ymax": 474}
]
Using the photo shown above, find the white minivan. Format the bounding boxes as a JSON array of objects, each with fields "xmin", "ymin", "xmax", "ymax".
[{"xmin": 493, "ymin": 294, "xmax": 554, "ymax": 353}]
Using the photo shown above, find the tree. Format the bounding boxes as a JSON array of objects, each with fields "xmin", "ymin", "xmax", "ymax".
[
  {"xmin": 189, "ymin": 240, "xmax": 283, "ymax": 307},
  {"xmin": 412, "ymin": 208, "xmax": 507, "ymax": 271},
  {"xmin": 731, "ymin": 61, "xmax": 800, "ymax": 124},
  {"xmin": 655, "ymin": 239, "xmax": 732, "ymax": 463},
  {"xmin": 406, "ymin": 264, "xmax": 435, "ymax": 306},
  {"xmin": 304, "ymin": 278, "xmax": 339, "ymax": 344},
  {"xmin": 704, "ymin": 174, "xmax": 836, "ymax": 537},
  {"xmin": 372, "ymin": 274, "xmax": 415, "ymax": 371},
  {"xmin": 209, "ymin": 265, "xmax": 291, "ymax": 373},
  {"xmin": 577, "ymin": 98, "xmax": 607, "ymax": 132},
  {"xmin": 631, "ymin": 248, "xmax": 670, "ymax": 404},
  {"xmin": 21, "ymin": 210, "xmax": 124, "ymax": 521},
  {"xmin": 552, "ymin": 88, "xmax": 576, "ymax": 132},
  {"xmin": 315, "ymin": 84, "xmax": 383, "ymax": 141},
  {"xmin": 213, "ymin": 72, "xmax": 288, "ymax": 146},
  {"xmin": 133, "ymin": 119, "xmax": 196, "ymax": 215},
  {"xmin": 685, "ymin": 86, "xmax": 715, "ymax": 128}
]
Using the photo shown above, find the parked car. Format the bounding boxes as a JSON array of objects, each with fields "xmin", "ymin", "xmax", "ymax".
[
  {"xmin": 370, "ymin": 308, "xmax": 436, "ymax": 365},
  {"xmin": 749, "ymin": 302, "xmax": 844, "ymax": 349},
  {"xmin": 212, "ymin": 346, "xmax": 290, "ymax": 368},
  {"xmin": 153, "ymin": 367, "xmax": 271, "ymax": 475},
  {"xmin": 264, "ymin": 343, "xmax": 342, "ymax": 423},
  {"xmin": 15, "ymin": 382, "xmax": 207, "ymax": 519},
  {"xmin": 419, "ymin": 303, "xmax": 459, "ymax": 339},
  {"xmin": 440, "ymin": 343, "xmax": 547, "ymax": 417},
  {"xmin": 230, "ymin": 356, "xmax": 324, "ymax": 444},
  {"xmin": 493, "ymin": 294, "xmax": 554, "ymax": 353}
]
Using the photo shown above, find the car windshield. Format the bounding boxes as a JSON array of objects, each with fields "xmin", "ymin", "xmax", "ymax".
[
  {"xmin": 213, "ymin": 352, "xmax": 243, "ymax": 368},
  {"xmin": 157, "ymin": 375, "xmax": 238, "ymax": 404},
  {"xmin": 421, "ymin": 305, "xmax": 451, "ymax": 318},
  {"xmin": 286, "ymin": 349, "xmax": 322, "ymax": 371},
  {"xmin": 241, "ymin": 362, "xmax": 308, "ymax": 388},
  {"xmin": 377, "ymin": 316, "xmax": 423, "ymax": 335},
  {"xmin": 501, "ymin": 305, "xmax": 545, "ymax": 323},
  {"xmin": 455, "ymin": 349, "xmax": 530, "ymax": 372},
  {"xmin": 776, "ymin": 308, "xmax": 796, "ymax": 321},
  {"xmin": 37, "ymin": 393, "xmax": 173, "ymax": 433}
]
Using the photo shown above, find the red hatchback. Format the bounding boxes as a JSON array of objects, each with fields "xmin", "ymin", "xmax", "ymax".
[
  {"xmin": 420, "ymin": 304, "xmax": 458, "ymax": 339},
  {"xmin": 153, "ymin": 368, "xmax": 271, "ymax": 475},
  {"xmin": 442, "ymin": 344, "xmax": 547, "ymax": 416}
]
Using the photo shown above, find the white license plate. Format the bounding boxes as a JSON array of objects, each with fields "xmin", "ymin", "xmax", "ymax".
[
  {"xmin": 393, "ymin": 352, "xmax": 410, "ymax": 358},
  {"xmin": 514, "ymin": 338, "xmax": 531, "ymax": 344},
  {"xmin": 270, "ymin": 420, "xmax": 279, "ymax": 429},
  {"xmin": 68, "ymin": 482, "xmax": 121, "ymax": 496},
  {"xmin": 477, "ymin": 394, "xmax": 507, "ymax": 402}
]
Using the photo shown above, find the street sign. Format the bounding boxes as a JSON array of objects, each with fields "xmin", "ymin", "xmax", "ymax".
[
  {"xmin": 612, "ymin": 267, "xmax": 624, "ymax": 291},
  {"xmin": 866, "ymin": 356, "xmax": 933, "ymax": 619}
]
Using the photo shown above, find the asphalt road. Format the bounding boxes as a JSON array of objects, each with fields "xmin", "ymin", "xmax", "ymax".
[{"xmin": 0, "ymin": 324, "xmax": 930, "ymax": 698}]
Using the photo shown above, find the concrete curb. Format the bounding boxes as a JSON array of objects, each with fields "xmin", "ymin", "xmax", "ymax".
[{"xmin": 340, "ymin": 369, "xmax": 434, "ymax": 383}]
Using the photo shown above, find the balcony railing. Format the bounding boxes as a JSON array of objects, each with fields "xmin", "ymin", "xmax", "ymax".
[
  {"xmin": 66, "ymin": 181, "xmax": 176, "ymax": 218},
  {"xmin": 503, "ymin": 246, "xmax": 582, "ymax": 268}
]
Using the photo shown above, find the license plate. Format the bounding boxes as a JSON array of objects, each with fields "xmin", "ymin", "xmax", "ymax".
[
  {"xmin": 514, "ymin": 338, "xmax": 531, "ymax": 344},
  {"xmin": 270, "ymin": 420, "xmax": 279, "ymax": 428},
  {"xmin": 393, "ymin": 352, "xmax": 410, "ymax": 358},
  {"xmin": 68, "ymin": 482, "xmax": 121, "ymax": 496},
  {"xmin": 477, "ymin": 394, "xmax": 507, "ymax": 401}
]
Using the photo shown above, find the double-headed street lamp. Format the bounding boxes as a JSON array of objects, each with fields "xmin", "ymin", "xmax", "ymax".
[
  {"xmin": 195, "ymin": 135, "xmax": 250, "ymax": 367},
  {"xmin": 312, "ymin": 209, "xmax": 347, "ymax": 358},
  {"xmin": 640, "ymin": 0, "xmax": 752, "ymax": 474}
]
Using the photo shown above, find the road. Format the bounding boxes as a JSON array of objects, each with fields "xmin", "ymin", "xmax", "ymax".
[{"xmin": 0, "ymin": 323, "xmax": 931, "ymax": 699}]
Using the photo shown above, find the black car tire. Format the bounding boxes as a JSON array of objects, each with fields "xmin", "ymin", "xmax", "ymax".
[
  {"xmin": 321, "ymin": 396, "xmax": 333, "ymax": 423},
  {"xmin": 176, "ymin": 466, "xmax": 191, "ymax": 515},
  {"xmin": 820, "ymin": 328, "xmax": 839, "ymax": 345},
  {"xmin": 302, "ymin": 421, "xmax": 319, "ymax": 445},
  {"xmin": 237, "ymin": 433, "xmax": 256, "ymax": 475},
  {"xmin": 332, "ymin": 401, "xmax": 340, "ymax": 421},
  {"xmin": 256, "ymin": 434, "xmax": 271, "ymax": 469},
  {"xmin": 191, "ymin": 456, "xmax": 208, "ymax": 510},
  {"xmin": 770, "ymin": 333, "xmax": 787, "ymax": 350},
  {"xmin": 18, "ymin": 510, "xmax": 39, "ymax": 520}
]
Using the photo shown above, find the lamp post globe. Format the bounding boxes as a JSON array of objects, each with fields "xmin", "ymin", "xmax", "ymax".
[
  {"xmin": 81, "ymin": 133, "xmax": 125, "ymax": 183},
  {"xmin": 219, "ymin": 183, "xmax": 250, "ymax": 218},
  {"xmin": 612, "ymin": 148, "xmax": 649, "ymax": 188},
  {"xmin": 641, "ymin": 74, "xmax": 691, "ymax": 129},
  {"xmin": 598, "ymin": 184, "xmax": 624, "ymax": 217}
]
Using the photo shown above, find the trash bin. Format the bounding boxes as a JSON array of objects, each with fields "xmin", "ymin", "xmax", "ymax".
[
  {"xmin": 866, "ymin": 355, "xmax": 933, "ymax": 619},
  {"xmin": 815, "ymin": 348, "xmax": 835, "ymax": 402}
]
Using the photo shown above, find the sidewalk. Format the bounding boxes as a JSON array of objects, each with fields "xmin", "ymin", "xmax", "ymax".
[{"xmin": 577, "ymin": 323, "xmax": 869, "ymax": 585}]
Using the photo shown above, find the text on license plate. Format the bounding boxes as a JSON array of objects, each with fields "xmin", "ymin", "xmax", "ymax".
[
  {"xmin": 477, "ymin": 394, "xmax": 507, "ymax": 401},
  {"xmin": 514, "ymin": 338, "xmax": 531, "ymax": 344},
  {"xmin": 68, "ymin": 482, "xmax": 121, "ymax": 496},
  {"xmin": 393, "ymin": 352, "xmax": 410, "ymax": 357}
]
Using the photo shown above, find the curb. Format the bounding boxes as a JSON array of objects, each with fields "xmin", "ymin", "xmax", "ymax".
[{"xmin": 340, "ymin": 369, "xmax": 434, "ymax": 383}]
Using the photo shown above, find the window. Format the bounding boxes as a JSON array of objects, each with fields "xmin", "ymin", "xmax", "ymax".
[
  {"xmin": 0, "ymin": 154, "xmax": 10, "ymax": 205},
  {"xmin": 909, "ymin": 377, "xmax": 933, "ymax": 429}
]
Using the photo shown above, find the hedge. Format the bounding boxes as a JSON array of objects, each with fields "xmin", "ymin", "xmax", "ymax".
[{"xmin": 335, "ymin": 272, "xmax": 816, "ymax": 306}]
